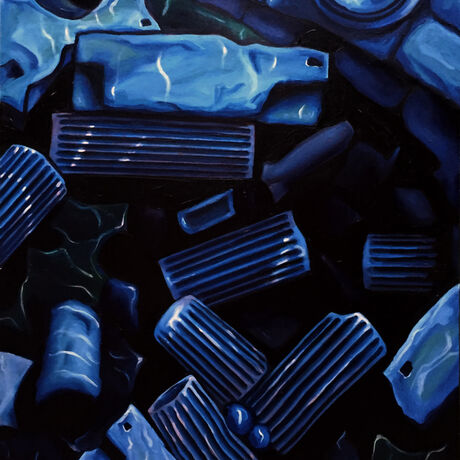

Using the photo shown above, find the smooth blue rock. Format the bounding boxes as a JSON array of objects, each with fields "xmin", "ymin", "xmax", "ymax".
[
  {"xmin": 335, "ymin": 49, "xmax": 408, "ymax": 108},
  {"xmin": 36, "ymin": 300, "xmax": 101, "ymax": 403},
  {"xmin": 245, "ymin": 312, "xmax": 386, "ymax": 454},
  {"xmin": 431, "ymin": 0, "xmax": 460, "ymax": 31},
  {"xmin": 149, "ymin": 375, "xmax": 256, "ymax": 460},
  {"xmin": 396, "ymin": 18, "xmax": 460, "ymax": 106},
  {"xmin": 50, "ymin": 113, "xmax": 255, "ymax": 180},
  {"xmin": 248, "ymin": 424, "xmax": 270, "ymax": 450},
  {"xmin": 0, "ymin": 352, "xmax": 32, "ymax": 428},
  {"xmin": 107, "ymin": 405, "xmax": 175, "ymax": 460},
  {"xmin": 0, "ymin": 145, "xmax": 67, "ymax": 267},
  {"xmin": 363, "ymin": 234, "xmax": 439, "ymax": 292},
  {"xmin": 0, "ymin": 0, "xmax": 158, "ymax": 118},
  {"xmin": 100, "ymin": 278, "xmax": 139, "ymax": 332},
  {"xmin": 159, "ymin": 211, "xmax": 310, "ymax": 305},
  {"xmin": 80, "ymin": 449, "xmax": 111, "ymax": 460},
  {"xmin": 262, "ymin": 121, "xmax": 354, "ymax": 202},
  {"xmin": 73, "ymin": 33, "xmax": 328, "ymax": 118},
  {"xmin": 384, "ymin": 285, "xmax": 459, "ymax": 424},
  {"xmin": 155, "ymin": 296, "xmax": 267, "ymax": 404},
  {"xmin": 226, "ymin": 404, "xmax": 253, "ymax": 436},
  {"xmin": 178, "ymin": 190, "xmax": 236, "ymax": 235},
  {"xmin": 402, "ymin": 87, "xmax": 460, "ymax": 208}
]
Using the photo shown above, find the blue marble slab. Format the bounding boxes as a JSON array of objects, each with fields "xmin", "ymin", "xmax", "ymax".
[
  {"xmin": 73, "ymin": 33, "xmax": 328, "ymax": 118},
  {"xmin": 159, "ymin": 211, "xmax": 310, "ymax": 305},
  {"xmin": 149, "ymin": 375, "xmax": 256, "ymax": 460},
  {"xmin": 36, "ymin": 300, "xmax": 101, "ymax": 403},
  {"xmin": 50, "ymin": 113, "xmax": 255, "ymax": 180},
  {"xmin": 245, "ymin": 312, "xmax": 386, "ymax": 454},
  {"xmin": 362, "ymin": 234, "xmax": 439, "ymax": 292},
  {"xmin": 384, "ymin": 285, "xmax": 459, "ymax": 424},
  {"xmin": 177, "ymin": 190, "xmax": 235, "ymax": 234},
  {"xmin": 0, "ymin": 145, "xmax": 67, "ymax": 267},
  {"xmin": 155, "ymin": 296, "xmax": 267, "ymax": 404},
  {"xmin": 0, "ymin": 352, "xmax": 32, "ymax": 428},
  {"xmin": 107, "ymin": 405, "xmax": 175, "ymax": 460}
]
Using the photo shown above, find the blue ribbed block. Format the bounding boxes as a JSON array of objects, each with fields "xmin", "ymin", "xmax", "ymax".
[
  {"xmin": 149, "ymin": 375, "xmax": 255, "ymax": 460},
  {"xmin": 107, "ymin": 405, "xmax": 175, "ymax": 460},
  {"xmin": 363, "ymin": 234, "xmax": 439, "ymax": 292},
  {"xmin": 245, "ymin": 312, "xmax": 386, "ymax": 454},
  {"xmin": 159, "ymin": 211, "xmax": 310, "ymax": 305},
  {"xmin": 50, "ymin": 113, "xmax": 254, "ymax": 179},
  {"xmin": 0, "ymin": 145, "xmax": 66, "ymax": 266},
  {"xmin": 155, "ymin": 296, "xmax": 267, "ymax": 405},
  {"xmin": 36, "ymin": 300, "xmax": 101, "ymax": 403}
]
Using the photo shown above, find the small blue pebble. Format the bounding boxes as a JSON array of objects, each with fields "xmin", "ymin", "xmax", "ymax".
[
  {"xmin": 249, "ymin": 424, "xmax": 270, "ymax": 449},
  {"xmin": 226, "ymin": 404, "xmax": 253, "ymax": 435}
]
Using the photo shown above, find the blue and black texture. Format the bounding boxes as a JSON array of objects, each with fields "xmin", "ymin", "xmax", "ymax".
[
  {"xmin": 50, "ymin": 113, "xmax": 255, "ymax": 180},
  {"xmin": 244, "ymin": 312, "xmax": 387, "ymax": 454},
  {"xmin": 0, "ymin": 144, "xmax": 67, "ymax": 267},
  {"xmin": 36, "ymin": 300, "xmax": 101, "ymax": 403},
  {"xmin": 154, "ymin": 296, "xmax": 268, "ymax": 405},
  {"xmin": 149, "ymin": 375, "xmax": 256, "ymax": 460},
  {"xmin": 159, "ymin": 211, "xmax": 310, "ymax": 305},
  {"xmin": 362, "ymin": 234, "xmax": 440, "ymax": 292}
]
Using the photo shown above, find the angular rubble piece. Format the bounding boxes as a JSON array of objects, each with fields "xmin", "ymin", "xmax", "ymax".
[
  {"xmin": 261, "ymin": 122, "xmax": 354, "ymax": 202},
  {"xmin": 244, "ymin": 312, "xmax": 386, "ymax": 454},
  {"xmin": 149, "ymin": 375, "xmax": 256, "ymax": 460},
  {"xmin": 159, "ymin": 211, "xmax": 310, "ymax": 305},
  {"xmin": 36, "ymin": 300, "xmax": 101, "ymax": 403},
  {"xmin": 0, "ymin": 352, "xmax": 32, "ymax": 428},
  {"xmin": 362, "ymin": 234, "xmax": 439, "ymax": 292},
  {"xmin": 50, "ymin": 113, "xmax": 255, "ymax": 180},
  {"xmin": 73, "ymin": 33, "xmax": 328, "ymax": 119},
  {"xmin": 0, "ymin": 145, "xmax": 67, "ymax": 267},
  {"xmin": 107, "ymin": 405, "xmax": 175, "ymax": 460},
  {"xmin": 372, "ymin": 434, "xmax": 448, "ymax": 459},
  {"xmin": 384, "ymin": 285, "xmax": 459, "ymax": 424},
  {"xmin": 80, "ymin": 449, "xmax": 111, "ymax": 460},
  {"xmin": 154, "ymin": 296, "xmax": 268, "ymax": 405},
  {"xmin": 177, "ymin": 190, "xmax": 235, "ymax": 234}
]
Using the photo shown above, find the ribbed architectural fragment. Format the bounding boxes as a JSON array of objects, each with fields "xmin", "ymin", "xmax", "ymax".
[
  {"xmin": 50, "ymin": 113, "xmax": 254, "ymax": 179},
  {"xmin": 0, "ymin": 144, "xmax": 66, "ymax": 266},
  {"xmin": 149, "ymin": 375, "xmax": 256, "ymax": 460},
  {"xmin": 362, "ymin": 234, "xmax": 439, "ymax": 292},
  {"xmin": 155, "ymin": 296, "xmax": 267, "ymax": 404},
  {"xmin": 159, "ymin": 211, "xmax": 310, "ymax": 305},
  {"xmin": 245, "ymin": 312, "xmax": 386, "ymax": 454}
]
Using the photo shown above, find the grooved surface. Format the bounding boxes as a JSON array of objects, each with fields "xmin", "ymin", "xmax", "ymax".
[
  {"xmin": 50, "ymin": 113, "xmax": 254, "ymax": 179},
  {"xmin": 155, "ymin": 296, "xmax": 267, "ymax": 404},
  {"xmin": 245, "ymin": 312, "xmax": 386, "ymax": 454},
  {"xmin": 159, "ymin": 212, "xmax": 310, "ymax": 305},
  {"xmin": 149, "ymin": 376, "xmax": 256, "ymax": 460},
  {"xmin": 363, "ymin": 234, "xmax": 439, "ymax": 292},
  {"xmin": 0, "ymin": 145, "xmax": 66, "ymax": 266}
]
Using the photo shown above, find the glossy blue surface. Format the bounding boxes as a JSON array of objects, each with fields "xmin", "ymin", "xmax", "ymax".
[
  {"xmin": 396, "ymin": 18, "xmax": 460, "ymax": 107},
  {"xmin": 50, "ymin": 113, "xmax": 255, "ymax": 180},
  {"xmin": 431, "ymin": 0, "xmax": 460, "ymax": 31},
  {"xmin": 245, "ymin": 312, "xmax": 386, "ymax": 454},
  {"xmin": 79, "ymin": 449, "xmax": 111, "ymax": 460},
  {"xmin": 362, "ymin": 234, "xmax": 439, "ymax": 292},
  {"xmin": 107, "ymin": 405, "xmax": 175, "ymax": 460},
  {"xmin": 149, "ymin": 375, "xmax": 256, "ymax": 460},
  {"xmin": 226, "ymin": 404, "xmax": 253, "ymax": 436},
  {"xmin": 73, "ymin": 33, "xmax": 328, "ymax": 117},
  {"xmin": 36, "ymin": 300, "xmax": 101, "ymax": 403},
  {"xmin": 248, "ymin": 424, "xmax": 270, "ymax": 450},
  {"xmin": 384, "ymin": 285, "xmax": 459, "ymax": 424},
  {"xmin": 155, "ymin": 296, "xmax": 267, "ymax": 404},
  {"xmin": 0, "ymin": 145, "xmax": 67, "ymax": 267},
  {"xmin": 335, "ymin": 49, "xmax": 408, "ymax": 108},
  {"xmin": 159, "ymin": 212, "xmax": 310, "ymax": 305},
  {"xmin": 0, "ymin": 0, "xmax": 158, "ymax": 116},
  {"xmin": 262, "ymin": 122, "xmax": 354, "ymax": 202},
  {"xmin": 0, "ymin": 352, "xmax": 32, "ymax": 428},
  {"xmin": 178, "ymin": 190, "xmax": 235, "ymax": 235}
]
